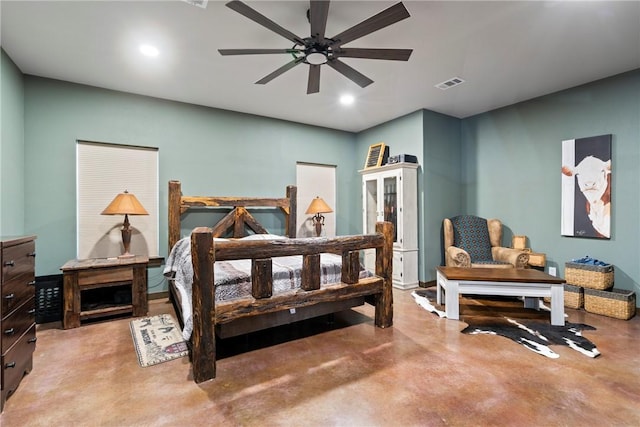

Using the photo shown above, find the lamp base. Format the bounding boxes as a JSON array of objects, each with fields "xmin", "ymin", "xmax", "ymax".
[
  {"xmin": 118, "ymin": 252, "xmax": 136, "ymax": 259},
  {"xmin": 312, "ymin": 213, "xmax": 324, "ymax": 237},
  {"xmin": 120, "ymin": 215, "xmax": 135, "ymax": 258}
]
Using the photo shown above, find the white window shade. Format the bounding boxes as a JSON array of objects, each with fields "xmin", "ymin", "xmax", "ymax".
[
  {"xmin": 77, "ymin": 141, "xmax": 158, "ymax": 259},
  {"xmin": 296, "ymin": 162, "xmax": 336, "ymax": 238}
]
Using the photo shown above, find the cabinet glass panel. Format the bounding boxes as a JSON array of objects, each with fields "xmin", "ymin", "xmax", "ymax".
[
  {"xmin": 383, "ymin": 176, "xmax": 398, "ymax": 242},
  {"xmin": 364, "ymin": 179, "xmax": 378, "ymax": 234}
]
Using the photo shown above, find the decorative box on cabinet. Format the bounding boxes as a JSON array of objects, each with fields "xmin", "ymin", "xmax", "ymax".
[
  {"xmin": 360, "ymin": 162, "xmax": 419, "ymax": 289},
  {"xmin": 1, "ymin": 235, "xmax": 37, "ymax": 412}
]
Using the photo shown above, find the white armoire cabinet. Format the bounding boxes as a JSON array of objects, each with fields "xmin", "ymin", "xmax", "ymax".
[{"xmin": 360, "ymin": 162, "xmax": 419, "ymax": 289}]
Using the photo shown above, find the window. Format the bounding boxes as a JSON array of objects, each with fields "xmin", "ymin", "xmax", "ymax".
[
  {"xmin": 296, "ymin": 162, "xmax": 336, "ymax": 237},
  {"xmin": 76, "ymin": 141, "xmax": 158, "ymax": 259}
]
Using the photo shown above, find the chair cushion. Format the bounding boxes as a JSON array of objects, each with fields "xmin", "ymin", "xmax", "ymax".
[{"xmin": 451, "ymin": 215, "xmax": 493, "ymax": 263}]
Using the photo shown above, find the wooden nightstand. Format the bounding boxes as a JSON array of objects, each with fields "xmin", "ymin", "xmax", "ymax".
[{"xmin": 61, "ymin": 256, "xmax": 148, "ymax": 329}]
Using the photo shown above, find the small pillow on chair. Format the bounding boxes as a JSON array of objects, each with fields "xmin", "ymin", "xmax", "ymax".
[{"xmin": 451, "ymin": 215, "xmax": 493, "ymax": 263}]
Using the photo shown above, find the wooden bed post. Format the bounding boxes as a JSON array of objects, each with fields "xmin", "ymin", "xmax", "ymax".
[
  {"xmin": 375, "ymin": 221, "xmax": 394, "ymax": 328},
  {"xmin": 168, "ymin": 180, "xmax": 182, "ymax": 250},
  {"xmin": 191, "ymin": 227, "xmax": 216, "ymax": 383},
  {"xmin": 286, "ymin": 185, "xmax": 297, "ymax": 238}
]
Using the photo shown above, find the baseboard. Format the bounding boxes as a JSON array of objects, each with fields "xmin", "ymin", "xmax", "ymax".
[
  {"xmin": 419, "ymin": 280, "xmax": 436, "ymax": 288},
  {"xmin": 149, "ymin": 291, "xmax": 169, "ymax": 300}
]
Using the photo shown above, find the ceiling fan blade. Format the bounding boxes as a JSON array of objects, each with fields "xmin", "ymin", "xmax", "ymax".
[
  {"xmin": 331, "ymin": 2, "xmax": 410, "ymax": 47},
  {"xmin": 326, "ymin": 59, "xmax": 373, "ymax": 88},
  {"xmin": 334, "ymin": 48, "xmax": 412, "ymax": 61},
  {"xmin": 226, "ymin": 0, "xmax": 305, "ymax": 45},
  {"xmin": 255, "ymin": 58, "xmax": 305, "ymax": 85},
  {"xmin": 219, "ymin": 49, "xmax": 302, "ymax": 56},
  {"xmin": 307, "ymin": 64, "xmax": 321, "ymax": 94},
  {"xmin": 309, "ymin": 1, "xmax": 330, "ymax": 41}
]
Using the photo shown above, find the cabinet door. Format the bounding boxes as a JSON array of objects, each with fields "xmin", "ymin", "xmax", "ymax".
[
  {"xmin": 363, "ymin": 176, "xmax": 380, "ymax": 235},
  {"xmin": 382, "ymin": 174, "xmax": 400, "ymax": 244}
]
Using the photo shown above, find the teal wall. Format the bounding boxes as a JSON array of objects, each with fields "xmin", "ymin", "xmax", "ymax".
[
  {"xmin": 4, "ymin": 45, "xmax": 639, "ymax": 300},
  {"xmin": 23, "ymin": 76, "xmax": 357, "ymax": 292},
  {"xmin": 422, "ymin": 110, "xmax": 462, "ymax": 279},
  {"xmin": 1, "ymin": 49, "xmax": 25, "ymax": 235},
  {"xmin": 461, "ymin": 69, "xmax": 640, "ymax": 295}
]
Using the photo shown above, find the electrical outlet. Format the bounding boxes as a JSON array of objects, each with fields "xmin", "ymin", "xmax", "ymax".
[{"xmin": 548, "ymin": 266, "xmax": 557, "ymax": 276}]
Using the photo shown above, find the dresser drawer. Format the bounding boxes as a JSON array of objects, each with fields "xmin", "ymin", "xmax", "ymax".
[
  {"xmin": 2, "ymin": 241, "xmax": 36, "ymax": 283},
  {"xmin": 2, "ymin": 298, "xmax": 36, "ymax": 353},
  {"xmin": 1, "ymin": 325, "xmax": 35, "ymax": 391},
  {"xmin": 2, "ymin": 274, "xmax": 36, "ymax": 318}
]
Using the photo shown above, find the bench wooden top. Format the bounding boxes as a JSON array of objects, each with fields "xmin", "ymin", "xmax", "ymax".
[{"xmin": 436, "ymin": 266, "xmax": 566, "ymax": 284}]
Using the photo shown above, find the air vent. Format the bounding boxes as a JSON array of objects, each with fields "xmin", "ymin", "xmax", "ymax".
[
  {"xmin": 183, "ymin": 0, "xmax": 208, "ymax": 8},
  {"xmin": 435, "ymin": 77, "xmax": 465, "ymax": 90}
]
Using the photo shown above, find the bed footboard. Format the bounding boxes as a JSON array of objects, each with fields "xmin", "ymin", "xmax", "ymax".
[{"xmin": 189, "ymin": 221, "xmax": 394, "ymax": 384}]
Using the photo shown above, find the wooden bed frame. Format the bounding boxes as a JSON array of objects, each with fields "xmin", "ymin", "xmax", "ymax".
[{"xmin": 167, "ymin": 180, "xmax": 394, "ymax": 383}]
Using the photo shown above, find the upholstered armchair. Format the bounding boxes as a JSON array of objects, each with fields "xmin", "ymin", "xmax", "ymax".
[{"xmin": 443, "ymin": 215, "xmax": 529, "ymax": 268}]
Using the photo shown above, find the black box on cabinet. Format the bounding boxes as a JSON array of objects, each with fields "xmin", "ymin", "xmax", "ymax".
[
  {"xmin": 35, "ymin": 274, "xmax": 63, "ymax": 324},
  {"xmin": 387, "ymin": 154, "xmax": 418, "ymax": 164}
]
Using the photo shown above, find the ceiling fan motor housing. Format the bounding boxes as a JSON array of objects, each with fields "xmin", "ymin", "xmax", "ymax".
[{"xmin": 301, "ymin": 36, "xmax": 335, "ymax": 65}]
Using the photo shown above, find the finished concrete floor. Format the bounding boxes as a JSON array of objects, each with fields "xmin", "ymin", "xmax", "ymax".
[{"xmin": 2, "ymin": 288, "xmax": 640, "ymax": 426}]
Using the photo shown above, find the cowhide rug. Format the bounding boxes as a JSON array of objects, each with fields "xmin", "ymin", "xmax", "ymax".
[{"xmin": 412, "ymin": 288, "xmax": 600, "ymax": 359}]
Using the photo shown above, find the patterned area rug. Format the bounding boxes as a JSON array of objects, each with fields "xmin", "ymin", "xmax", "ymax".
[
  {"xmin": 412, "ymin": 288, "xmax": 600, "ymax": 359},
  {"xmin": 130, "ymin": 314, "xmax": 189, "ymax": 367}
]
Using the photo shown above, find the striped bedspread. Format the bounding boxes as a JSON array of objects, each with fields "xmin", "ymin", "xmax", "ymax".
[{"xmin": 164, "ymin": 235, "xmax": 370, "ymax": 340}]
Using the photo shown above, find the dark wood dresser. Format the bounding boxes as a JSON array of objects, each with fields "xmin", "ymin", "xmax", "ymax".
[{"xmin": 1, "ymin": 235, "xmax": 37, "ymax": 412}]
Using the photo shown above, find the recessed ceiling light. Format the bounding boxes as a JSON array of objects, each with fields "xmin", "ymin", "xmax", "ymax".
[
  {"xmin": 340, "ymin": 94, "xmax": 354, "ymax": 106},
  {"xmin": 139, "ymin": 44, "xmax": 159, "ymax": 57}
]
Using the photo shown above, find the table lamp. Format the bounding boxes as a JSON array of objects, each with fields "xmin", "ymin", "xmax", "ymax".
[
  {"xmin": 101, "ymin": 190, "xmax": 149, "ymax": 258},
  {"xmin": 305, "ymin": 196, "xmax": 333, "ymax": 237}
]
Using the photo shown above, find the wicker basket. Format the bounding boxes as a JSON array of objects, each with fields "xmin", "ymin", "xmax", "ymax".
[
  {"xmin": 565, "ymin": 262, "xmax": 614, "ymax": 290},
  {"xmin": 584, "ymin": 288, "xmax": 636, "ymax": 320},
  {"xmin": 543, "ymin": 284, "xmax": 583, "ymax": 309}
]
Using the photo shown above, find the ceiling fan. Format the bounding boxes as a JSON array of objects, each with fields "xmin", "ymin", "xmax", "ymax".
[{"xmin": 218, "ymin": 1, "xmax": 413, "ymax": 94}]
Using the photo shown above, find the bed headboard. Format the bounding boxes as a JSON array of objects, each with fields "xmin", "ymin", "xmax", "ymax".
[{"xmin": 168, "ymin": 180, "xmax": 297, "ymax": 250}]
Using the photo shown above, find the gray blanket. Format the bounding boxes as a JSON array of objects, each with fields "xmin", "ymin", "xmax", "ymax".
[{"xmin": 164, "ymin": 235, "xmax": 368, "ymax": 340}]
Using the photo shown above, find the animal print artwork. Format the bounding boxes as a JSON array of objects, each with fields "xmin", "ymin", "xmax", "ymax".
[{"xmin": 561, "ymin": 134, "xmax": 612, "ymax": 239}]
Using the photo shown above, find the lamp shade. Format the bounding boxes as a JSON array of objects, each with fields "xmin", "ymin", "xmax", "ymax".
[
  {"xmin": 305, "ymin": 197, "xmax": 333, "ymax": 215},
  {"xmin": 101, "ymin": 190, "xmax": 149, "ymax": 216}
]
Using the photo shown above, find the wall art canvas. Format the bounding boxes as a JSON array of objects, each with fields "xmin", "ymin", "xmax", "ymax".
[{"xmin": 561, "ymin": 134, "xmax": 612, "ymax": 239}]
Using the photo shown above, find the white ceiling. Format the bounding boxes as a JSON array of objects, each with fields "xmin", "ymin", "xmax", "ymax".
[{"xmin": 2, "ymin": 1, "xmax": 639, "ymax": 132}]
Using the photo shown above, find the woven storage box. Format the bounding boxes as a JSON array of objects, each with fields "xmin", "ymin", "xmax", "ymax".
[
  {"xmin": 584, "ymin": 288, "xmax": 636, "ymax": 320},
  {"xmin": 543, "ymin": 284, "xmax": 583, "ymax": 309},
  {"xmin": 565, "ymin": 262, "xmax": 614, "ymax": 290}
]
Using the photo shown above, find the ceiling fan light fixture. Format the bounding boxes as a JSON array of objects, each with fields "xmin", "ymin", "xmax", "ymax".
[{"xmin": 306, "ymin": 51, "xmax": 328, "ymax": 65}]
